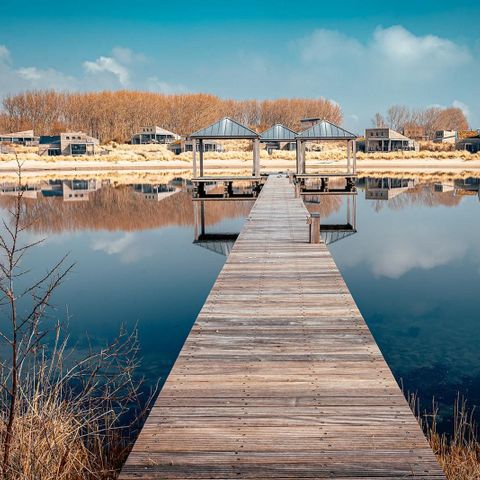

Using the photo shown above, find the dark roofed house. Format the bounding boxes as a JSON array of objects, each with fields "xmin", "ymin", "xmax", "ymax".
[
  {"xmin": 39, "ymin": 135, "xmax": 61, "ymax": 156},
  {"xmin": 365, "ymin": 128, "xmax": 418, "ymax": 152},
  {"xmin": 0, "ymin": 129, "xmax": 39, "ymax": 146},
  {"xmin": 434, "ymin": 130, "xmax": 457, "ymax": 144},
  {"xmin": 300, "ymin": 118, "xmax": 322, "ymax": 128},
  {"xmin": 456, "ymin": 135, "xmax": 480, "ymax": 153},
  {"xmin": 131, "ymin": 126, "xmax": 180, "ymax": 144},
  {"xmin": 39, "ymin": 132, "xmax": 99, "ymax": 156},
  {"xmin": 169, "ymin": 139, "xmax": 223, "ymax": 155}
]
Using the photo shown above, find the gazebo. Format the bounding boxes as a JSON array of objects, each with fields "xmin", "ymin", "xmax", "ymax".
[
  {"xmin": 190, "ymin": 117, "xmax": 260, "ymax": 178},
  {"xmin": 295, "ymin": 120, "xmax": 357, "ymax": 175},
  {"xmin": 259, "ymin": 124, "xmax": 297, "ymax": 152}
]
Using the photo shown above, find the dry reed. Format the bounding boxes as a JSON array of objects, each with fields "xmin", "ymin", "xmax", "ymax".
[
  {"xmin": 0, "ymin": 161, "xmax": 153, "ymax": 479},
  {"xmin": 409, "ymin": 393, "xmax": 480, "ymax": 480}
]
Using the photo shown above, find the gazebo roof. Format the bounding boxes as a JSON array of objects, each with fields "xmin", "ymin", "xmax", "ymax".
[
  {"xmin": 297, "ymin": 120, "xmax": 356, "ymax": 140},
  {"xmin": 191, "ymin": 117, "xmax": 259, "ymax": 139},
  {"xmin": 260, "ymin": 124, "xmax": 297, "ymax": 142}
]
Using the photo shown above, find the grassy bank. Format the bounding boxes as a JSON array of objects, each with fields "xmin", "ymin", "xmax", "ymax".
[
  {"xmin": 411, "ymin": 394, "xmax": 480, "ymax": 480},
  {"xmin": 1, "ymin": 143, "xmax": 480, "ymax": 163}
]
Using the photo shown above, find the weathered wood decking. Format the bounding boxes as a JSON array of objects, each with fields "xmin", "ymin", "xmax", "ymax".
[{"xmin": 120, "ymin": 175, "xmax": 444, "ymax": 479}]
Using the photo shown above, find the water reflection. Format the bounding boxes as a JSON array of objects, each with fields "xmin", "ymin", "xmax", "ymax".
[
  {"xmin": 0, "ymin": 178, "xmax": 252, "ymax": 233},
  {"xmin": 304, "ymin": 194, "xmax": 358, "ymax": 245},
  {"xmin": 0, "ymin": 172, "xmax": 479, "ymax": 433},
  {"xmin": 327, "ymin": 175, "xmax": 480, "ymax": 430},
  {"xmin": 192, "ymin": 201, "xmax": 248, "ymax": 256},
  {"xmin": 358, "ymin": 176, "xmax": 479, "ymax": 211}
]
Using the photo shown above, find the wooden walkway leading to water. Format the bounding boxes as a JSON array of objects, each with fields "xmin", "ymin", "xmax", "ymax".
[{"xmin": 120, "ymin": 175, "xmax": 444, "ymax": 479}]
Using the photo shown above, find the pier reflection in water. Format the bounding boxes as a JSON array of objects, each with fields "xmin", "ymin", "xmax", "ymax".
[
  {"xmin": 0, "ymin": 172, "xmax": 480, "ymax": 431},
  {"xmin": 192, "ymin": 200, "xmax": 251, "ymax": 256},
  {"xmin": 304, "ymin": 193, "xmax": 357, "ymax": 245}
]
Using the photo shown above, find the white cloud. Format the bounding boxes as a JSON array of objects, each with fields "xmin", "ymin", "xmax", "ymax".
[
  {"xmin": 16, "ymin": 66, "xmax": 78, "ymax": 89},
  {"xmin": 0, "ymin": 45, "xmax": 79, "ymax": 93},
  {"xmin": 0, "ymin": 44, "xmax": 183, "ymax": 96},
  {"xmin": 294, "ymin": 25, "xmax": 479, "ymax": 128},
  {"xmin": 299, "ymin": 25, "xmax": 471, "ymax": 80},
  {"xmin": 91, "ymin": 233, "xmax": 155, "ymax": 264},
  {"xmin": 83, "ymin": 56, "xmax": 130, "ymax": 86},
  {"xmin": 371, "ymin": 237, "xmax": 466, "ymax": 278},
  {"xmin": 111, "ymin": 46, "xmax": 146, "ymax": 64},
  {"xmin": 300, "ymin": 29, "xmax": 363, "ymax": 63},
  {"xmin": 452, "ymin": 100, "xmax": 470, "ymax": 120},
  {"xmin": 0, "ymin": 45, "xmax": 11, "ymax": 63},
  {"xmin": 372, "ymin": 26, "xmax": 471, "ymax": 70}
]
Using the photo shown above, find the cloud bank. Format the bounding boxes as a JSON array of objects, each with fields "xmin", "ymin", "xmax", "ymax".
[
  {"xmin": 0, "ymin": 25, "xmax": 478, "ymax": 128},
  {"xmin": 0, "ymin": 46, "xmax": 187, "ymax": 95}
]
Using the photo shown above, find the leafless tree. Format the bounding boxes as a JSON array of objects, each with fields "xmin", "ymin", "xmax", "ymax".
[
  {"xmin": 0, "ymin": 159, "xmax": 154, "ymax": 479},
  {"xmin": 1, "ymin": 90, "xmax": 343, "ymax": 142},
  {"xmin": 372, "ymin": 112, "xmax": 386, "ymax": 127}
]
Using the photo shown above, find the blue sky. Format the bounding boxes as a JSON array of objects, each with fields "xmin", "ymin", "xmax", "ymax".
[{"xmin": 1, "ymin": 0, "xmax": 479, "ymax": 131}]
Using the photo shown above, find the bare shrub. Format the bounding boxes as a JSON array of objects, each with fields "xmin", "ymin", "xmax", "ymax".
[{"xmin": 0, "ymin": 160, "xmax": 152, "ymax": 479}]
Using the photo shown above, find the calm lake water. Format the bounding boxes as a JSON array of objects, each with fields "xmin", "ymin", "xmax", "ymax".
[{"xmin": 1, "ymin": 173, "xmax": 479, "ymax": 432}]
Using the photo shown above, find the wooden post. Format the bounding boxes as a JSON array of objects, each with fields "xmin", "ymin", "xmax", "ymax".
[
  {"xmin": 199, "ymin": 139, "xmax": 204, "ymax": 177},
  {"xmin": 352, "ymin": 139, "xmax": 357, "ymax": 175},
  {"xmin": 193, "ymin": 201, "xmax": 199, "ymax": 241},
  {"xmin": 295, "ymin": 140, "xmax": 301, "ymax": 175},
  {"xmin": 346, "ymin": 140, "xmax": 351, "ymax": 174},
  {"xmin": 347, "ymin": 195, "xmax": 351, "ymax": 226},
  {"xmin": 192, "ymin": 139, "xmax": 197, "ymax": 178},
  {"xmin": 200, "ymin": 201, "xmax": 206, "ymax": 237},
  {"xmin": 253, "ymin": 138, "xmax": 260, "ymax": 177},
  {"xmin": 308, "ymin": 213, "xmax": 321, "ymax": 244},
  {"xmin": 301, "ymin": 141, "xmax": 306, "ymax": 174},
  {"xmin": 352, "ymin": 194, "xmax": 357, "ymax": 230}
]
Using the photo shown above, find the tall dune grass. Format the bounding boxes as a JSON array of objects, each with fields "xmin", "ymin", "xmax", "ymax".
[
  {"xmin": 409, "ymin": 394, "xmax": 480, "ymax": 480},
  {"xmin": 0, "ymin": 162, "xmax": 152, "ymax": 479},
  {"xmin": 1, "ymin": 142, "xmax": 480, "ymax": 163},
  {"xmin": 0, "ymin": 328, "xmax": 148, "ymax": 480}
]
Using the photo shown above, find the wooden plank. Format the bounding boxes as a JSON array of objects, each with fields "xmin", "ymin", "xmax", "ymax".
[{"xmin": 119, "ymin": 175, "xmax": 444, "ymax": 479}]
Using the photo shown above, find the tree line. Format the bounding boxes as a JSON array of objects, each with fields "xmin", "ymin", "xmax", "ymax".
[
  {"xmin": 0, "ymin": 90, "xmax": 342, "ymax": 143},
  {"xmin": 372, "ymin": 105, "xmax": 469, "ymax": 138}
]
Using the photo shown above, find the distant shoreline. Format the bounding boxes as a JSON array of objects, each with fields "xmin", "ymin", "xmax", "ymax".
[{"xmin": 0, "ymin": 157, "xmax": 479, "ymax": 177}]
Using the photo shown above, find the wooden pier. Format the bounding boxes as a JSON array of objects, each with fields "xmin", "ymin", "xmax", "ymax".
[{"xmin": 120, "ymin": 175, "xmax": 444, "ymax": 479}]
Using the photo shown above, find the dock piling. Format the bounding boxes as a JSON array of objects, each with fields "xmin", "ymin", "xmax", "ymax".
[{"xmin": 308, "ymin": 212, "xmax": 321, "ymax": 243}]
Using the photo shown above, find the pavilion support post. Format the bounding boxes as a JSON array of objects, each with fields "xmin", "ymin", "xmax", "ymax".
[
  {"xmin": 352, "ymin": 140, "xmax": 357, "ymax": 175},
  {"xmin": 253, "ymin": 138, "xmax": 260, "ymax": 177},
  {"xmin": 199, "ymin": 139, "xmax": 204, "ymax": 177},
  {"xmin": 346, "ymin": 140, "xmax": 351, "ymax": 174},
  {"xmin": 299, "ymin": 140, "xmax": 306, "ymax": 174},
  {"xmin": 295, "ymin": 140, "xmax": 301, "ymax": 175},
  {"xmin": 192, "ymin": 139, "xmax": 197, "ymax": 178}
]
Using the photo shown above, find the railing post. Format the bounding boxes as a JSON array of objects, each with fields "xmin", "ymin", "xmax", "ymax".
[
  {"xmin": 307, "ymin": 213, "xmax": 321, "ymax": 244},
  {"xmin": 295, "ymin": 182, "xmax": 300, "ymax": 198}
]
